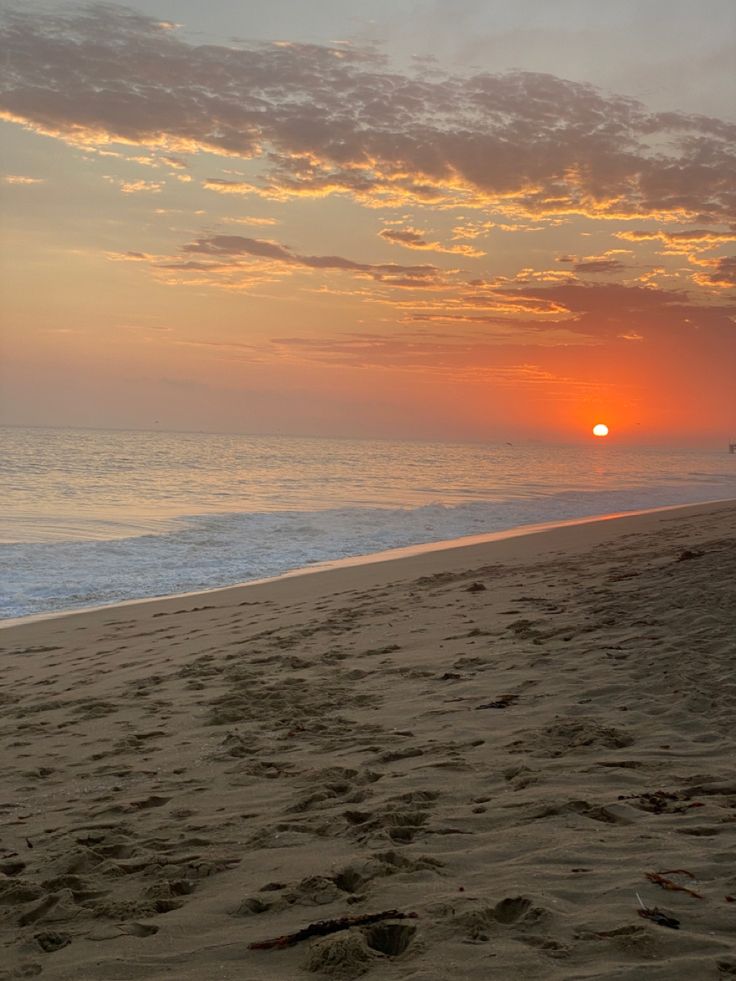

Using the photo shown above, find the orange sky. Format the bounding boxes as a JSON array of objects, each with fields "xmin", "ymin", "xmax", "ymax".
[{"xmin": 1, "ymin": 2, "xmax": 734, "ymax": 444}]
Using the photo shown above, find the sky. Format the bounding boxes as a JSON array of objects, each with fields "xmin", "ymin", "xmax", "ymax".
[{"xmin": 1, "ymin": 0, "xmax": 734, "ymax": 444}]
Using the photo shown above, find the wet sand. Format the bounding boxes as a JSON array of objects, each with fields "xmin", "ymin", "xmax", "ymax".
[{"xmin": 1, "ymin": 501, "xmax": 735, "ymax": 980}]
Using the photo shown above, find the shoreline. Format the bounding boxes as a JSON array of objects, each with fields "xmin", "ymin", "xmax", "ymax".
[{"xmin": 3, "ymin": 497, "xmax": 734, "ymax": 630}]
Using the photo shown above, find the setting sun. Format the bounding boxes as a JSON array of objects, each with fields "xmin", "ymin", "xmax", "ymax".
[{"xmin": 593, "ymin": 423, "xmax": 609, "ymax": 437}]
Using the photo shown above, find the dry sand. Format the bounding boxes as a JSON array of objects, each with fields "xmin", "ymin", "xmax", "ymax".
[{"xmin": 1, "ymin": 501, "xmax": 735, "ymax": 980}]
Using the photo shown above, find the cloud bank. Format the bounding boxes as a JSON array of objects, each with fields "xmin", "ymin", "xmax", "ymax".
[{"xmin": 2, "ymin": 4, "xmax": 735, "ymax": 222}]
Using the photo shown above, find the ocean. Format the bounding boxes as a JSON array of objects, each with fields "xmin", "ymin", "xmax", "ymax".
[{"xmin": 2, "ymin": 426, "xmax": 735, "ymax": 620}]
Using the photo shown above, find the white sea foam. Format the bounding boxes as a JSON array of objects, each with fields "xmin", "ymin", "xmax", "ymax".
[{"xmin": 1, "ymin": 427, "xmax": 735, "ymax": 619}]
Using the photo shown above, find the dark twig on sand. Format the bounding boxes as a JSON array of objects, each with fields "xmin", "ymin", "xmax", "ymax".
[
  {"xmin": 637, "ymin": 906, "xmax": 680, "ymax": 929},
  {"xmin": 635, "ymin": 892, "xmax": 679, "ymax": 929},
  {"xmin": 248, "ymin": 909, "xmax": 418, "ymax": 950}
]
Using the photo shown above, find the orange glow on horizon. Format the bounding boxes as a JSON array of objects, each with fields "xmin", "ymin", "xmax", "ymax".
[{"xmin": 1, "ymin": 8, "xmax": 733, "ymax": 445}]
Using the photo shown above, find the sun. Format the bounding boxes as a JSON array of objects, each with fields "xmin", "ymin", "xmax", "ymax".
[{"xmin": 592, "ymin": 423, "xmax": 609, "ymax": 437}]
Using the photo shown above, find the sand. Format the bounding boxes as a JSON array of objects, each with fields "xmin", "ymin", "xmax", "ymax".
[{"xmin": 1, "ymin": 501, "xmax": 735, "ymax": 980}]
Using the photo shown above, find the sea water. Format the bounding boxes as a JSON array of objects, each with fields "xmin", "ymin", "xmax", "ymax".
[{"xmin": 1, "ymin": 426, "xmax": 734, "ymax": 620}]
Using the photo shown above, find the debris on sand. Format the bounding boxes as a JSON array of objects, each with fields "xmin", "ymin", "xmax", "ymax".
[{"xmin": 249, "ymin": 909, "xmax": 418, "ymax": 950}]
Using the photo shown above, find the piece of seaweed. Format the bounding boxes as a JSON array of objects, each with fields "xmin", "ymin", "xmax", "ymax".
[{"xmin": 645, "ymin": 870, "xmax": 703, "ymax": 900}]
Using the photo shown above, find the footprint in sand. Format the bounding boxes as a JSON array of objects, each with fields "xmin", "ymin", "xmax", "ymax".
[
  {"xmin": 454, "ymin": 895, "xmax": 541, "ymax": 941},
  {"xmin": 34, "ymin": 930, "xmax": 71, "ymax": 952}
]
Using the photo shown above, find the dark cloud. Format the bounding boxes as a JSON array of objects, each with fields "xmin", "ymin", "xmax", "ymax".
[
  {"xmin": 506, "ymin": 283, "xmax": 736, "ymax": 338},
  {"xmin": 571, "ymin": 258, "xmax": 626, "ymax": 273},
  {"xmin": 1, "ymin": 4, "xmax": 734, "ymax": 220},
  {"xmin": 186, "ymin": 236, "xmax": 294, "ymax": 263},
  {"xmin": 409, "ymin": 282, "xmax": 736, "ymax": 344},
  {"xmin": 181, "ymin": 234, "xmax": 442, "ymax": 283},
  {"xmin": 381, "ymin": 228, "xmax": 429, "ymax": 247},
  {"xmin": 556, "ymin": 251, "xmax": 629, "ymax": 273}
]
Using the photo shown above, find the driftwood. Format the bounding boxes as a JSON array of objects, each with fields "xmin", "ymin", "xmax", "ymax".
[{"xmin": 249, "ymin": 909, "xmax": 418, "ymax": 950}]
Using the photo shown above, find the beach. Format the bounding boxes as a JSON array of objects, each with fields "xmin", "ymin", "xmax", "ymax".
[{"xmin": 1, "ymin": 500, "xmax": 735, "ymax": 980}]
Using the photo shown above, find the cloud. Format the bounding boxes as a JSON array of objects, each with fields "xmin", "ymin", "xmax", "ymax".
[
  {"xmin": 119, "ymin": 179, "xmax": 163, "ymax": 194},
  {"xmin": 402, "ymin": 281, "xmax": 735, "ymax": 349},
  {"xmin": 501, "ymin": 282, "xmax": 736, "ymax": 339},
  {"xmin": 270, "ymin": 332, "xmax": 601, "ymax": 377},
  {"xmin": 557, "ymin": 250, "xmax": 630, "ymax": 274},
  {"xmin": 613, "ymin": 229, "xmax": 736, "ymax": 289},
  {"xmin": 572, "ymin": 259, "xmax": 622, "ymax": 273},
  {"xmin": 3, "ymin": 174, "xmax": 45, "ymax": 184},
  {"xmin": 103, "ymin": 176, "xmax": 164, "ymax": 193},
  {"xmin": 690, "ymin": 254, "xmax": 736, "ymax": 289},
  {"xmin": 379, "ymin": 225, "xmax": 485, "ymax": 257},
  {"xmin": 105, "ymin": 250, "xmax": 155, "ymax": 262},
  {"xmin": 202, "ymin": 178, "xmax": 264, "ymax": 195},
  {"xmin": 115, "ymin": 220, "xmax": 733, "ymax": 344},
  {"xmin": 222, "ymin": 216, "xmax": 280, "ymax": 226},
  {"xmin": 615, "ymin": 228, "xmax": 736, "ymax": 254},
  {"xmin": 162, "ymin": 154, "xmax": 187, "ymax": 169},
  {"xmin": 128, "ymin": 154, "xmax": 159, "ymax": 167},
  {"xmin": 1, "ymin": 4, "xmax": 734, "ymax": 220},
  {"xmin": 181, "ymin": 234, "xmax": 445, "ymax": 284},
  {"xmin": 451, "ymin": 219, "xmax": 549, "ymax": 239}
]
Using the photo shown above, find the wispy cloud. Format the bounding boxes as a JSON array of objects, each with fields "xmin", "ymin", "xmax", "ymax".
[
  {"xmin": 615, "ymin": 228, "xmax": 736, "ymax": 253},
  {"xmin": 3, "ymin": 174, "xmax": 45, "ymax": 184},
  {"xmin": 202, "ymin": 179, "xmax": 264, "ymax": 196},
  {"xmin": 105, "ymin": 250, "xmax": 156, "ymax": 262},
  {"xmin": 180, "ymin": 234, "xmax": 446, "ymax": 285},
  {"xmin": 119, "ymin": 179, "xmax": 164, "ymax": 194},
  {"xmin": 270, "ymin": 332, "xmax": 601, "ymax": 379},
  {"xmin": 379, "ymin": 225, "xmax": 485, "ymax": 257},
  {"xmin": 557, "ymin": 250, "xmax": 631, "ymax": 274},
  {"xmin": 222, "ymin": 216, "xmax": 280, "ymax": 227}
]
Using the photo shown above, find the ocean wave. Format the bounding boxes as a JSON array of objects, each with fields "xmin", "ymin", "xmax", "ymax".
[{"xmin": 2, "ymin": 483, "xmax": 733, "ymax": 620}]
